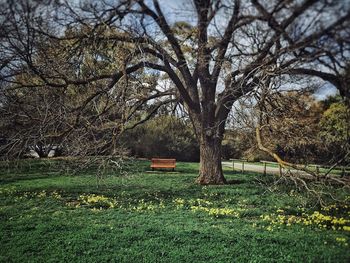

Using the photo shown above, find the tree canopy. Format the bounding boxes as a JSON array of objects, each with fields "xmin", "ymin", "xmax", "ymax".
[{"xmin": 1, "ymin": 0, "xmax": 349, "ymax": 184}]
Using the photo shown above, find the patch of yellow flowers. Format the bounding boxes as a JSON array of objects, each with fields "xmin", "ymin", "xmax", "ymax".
[
  {"xmin": 13, "ymin": 190, "xmax": 62, "ymax": 201},
  {"xmin": 260, "ymin": 204, "xmax": 350, "ymax": 233},
  {"xmin": 77, "ymin": 194, "xmax": 117, "ymax": 209},
  {"xmin": 191, "ymin": 206, "xmax": 240, "ymax": 218},
  {"xmin": 74, "ymin": 194, "xmax": 166, "ymax": 212},
  {"xmin": 0, "ymin": 186, "xmax": 17, "ymax": 195},
  {"xmin": 173, "ymin": 197, "xmax": 241, "ymax": 218},
  {"xmin": 72, "ymin": 195, "xmax": 242, "ymax": 218},
  {"xmin": 336, "ymin": 237, "xmax": 347, "ymax": 243},
  {"xmin": 130, "ymin": 199, "xmax": 165, "ymax": 212},
  {"xmin": 173, "ymin": 198, "xmax": 186, "ymax": 208},
  {"xmin": 13, "ymin": 191, "xmax": 241, "ymax": 218}
]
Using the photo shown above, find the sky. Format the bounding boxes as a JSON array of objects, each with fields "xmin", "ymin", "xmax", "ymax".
[{"xmin": 313, "ymin": 84, "xmax": 338, "ymax": 101}]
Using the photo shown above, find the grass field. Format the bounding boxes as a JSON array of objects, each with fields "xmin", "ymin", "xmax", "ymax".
[{"xmin": 0, "ymin": 159, "xmax": 349, "ymax": 262}]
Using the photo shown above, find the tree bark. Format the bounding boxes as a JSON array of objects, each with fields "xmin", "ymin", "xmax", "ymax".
[
  {"xmin": 196, "ymin": 134, "xmax": 226, "ymax": 185},
  {"xmin": 188, "ymin": 101, "xmax": 227, "ymax": 185}
]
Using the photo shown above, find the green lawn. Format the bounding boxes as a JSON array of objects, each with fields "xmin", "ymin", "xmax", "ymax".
[
  {"xmin": 0, "ymin": 159, "xmax": 349, "ymax": 262},
  {"xmin": 229, "ymin": 160, "xmax": 348, "ymax": 175}
]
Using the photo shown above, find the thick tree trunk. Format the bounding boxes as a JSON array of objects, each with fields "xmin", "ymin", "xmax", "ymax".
[{"xmin": 196, "ymin": 136, "xmax": 226, "ymax": 185}]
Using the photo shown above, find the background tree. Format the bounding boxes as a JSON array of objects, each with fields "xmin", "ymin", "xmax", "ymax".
[
  {"xmin": 120, "ymin": 115, "xmax": 199, "ymax": 162},
  {"xmin": 319, "ymin": 98, "xmax": 350, "ymax": 165},
  {"xmin": 258, "ymin": 90, "xmax": 324, "ymax": 163},
  {"xmin": 0, "ymin": 20, "xmax": 170, "ymax": 159}
]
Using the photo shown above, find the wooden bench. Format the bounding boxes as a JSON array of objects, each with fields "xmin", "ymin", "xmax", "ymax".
[{"xmin": 150, "ymin": 158, "xmax": 176, "ymax": 171}]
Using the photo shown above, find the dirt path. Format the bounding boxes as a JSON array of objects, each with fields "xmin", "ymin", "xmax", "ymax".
[{"xmin": 222, "ymin": 161, "xmax": 306, "ymax": 175}]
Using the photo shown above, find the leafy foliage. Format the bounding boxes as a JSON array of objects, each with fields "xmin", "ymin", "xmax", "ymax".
[
  {"xmin": 319, "ymin": 101, "xmax": 350, "ymax": 164},
  {"xmin": 320, "ymin": 102, "xmax": 350, "ymax": 145},
  {"xmin": 120, "ymin": 115, "xmax": 199, "ymax": 161}
]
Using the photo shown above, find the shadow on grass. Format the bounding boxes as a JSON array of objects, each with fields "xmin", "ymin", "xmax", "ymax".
[
  {"xmin": 141, "ymin": 167, "xmax": 199, "ymax": 175},
  {"xmin": 0, "ymin": 171, "xmax": 62, "ymax": 184},
  {"xmin": 226, "ymin": 179, "xmax": 246, "ymax": 185}
]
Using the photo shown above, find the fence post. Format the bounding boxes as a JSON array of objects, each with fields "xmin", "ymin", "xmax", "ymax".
[
  {"xmin": 264, "ymin": 162, "xmax": 267, "ymax": 175},
  {"xmin": 232, "ymin": 159, "xmax": 234, "ymax": 171},
  {"xmin": 242, "ymin": 160, "xmax": 245, "ymax": 173},
  {"xmin": 279, "ymin": 164, "xmax": 282, "ymax": 176}
]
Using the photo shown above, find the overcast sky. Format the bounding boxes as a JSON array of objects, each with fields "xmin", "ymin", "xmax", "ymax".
[{"xmin": 313, "ymin": 84, "xmax": 338, "ymax": 100}]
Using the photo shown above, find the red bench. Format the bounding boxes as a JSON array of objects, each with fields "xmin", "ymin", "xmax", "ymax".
[{"xmin": 150, "ymin": 158, "xmax": 176, "ymax": 171}]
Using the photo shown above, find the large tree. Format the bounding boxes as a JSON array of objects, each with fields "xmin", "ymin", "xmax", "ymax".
[{"xmin": 1, "ymin": 0, "xmax": 349, "ymax": 184}]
